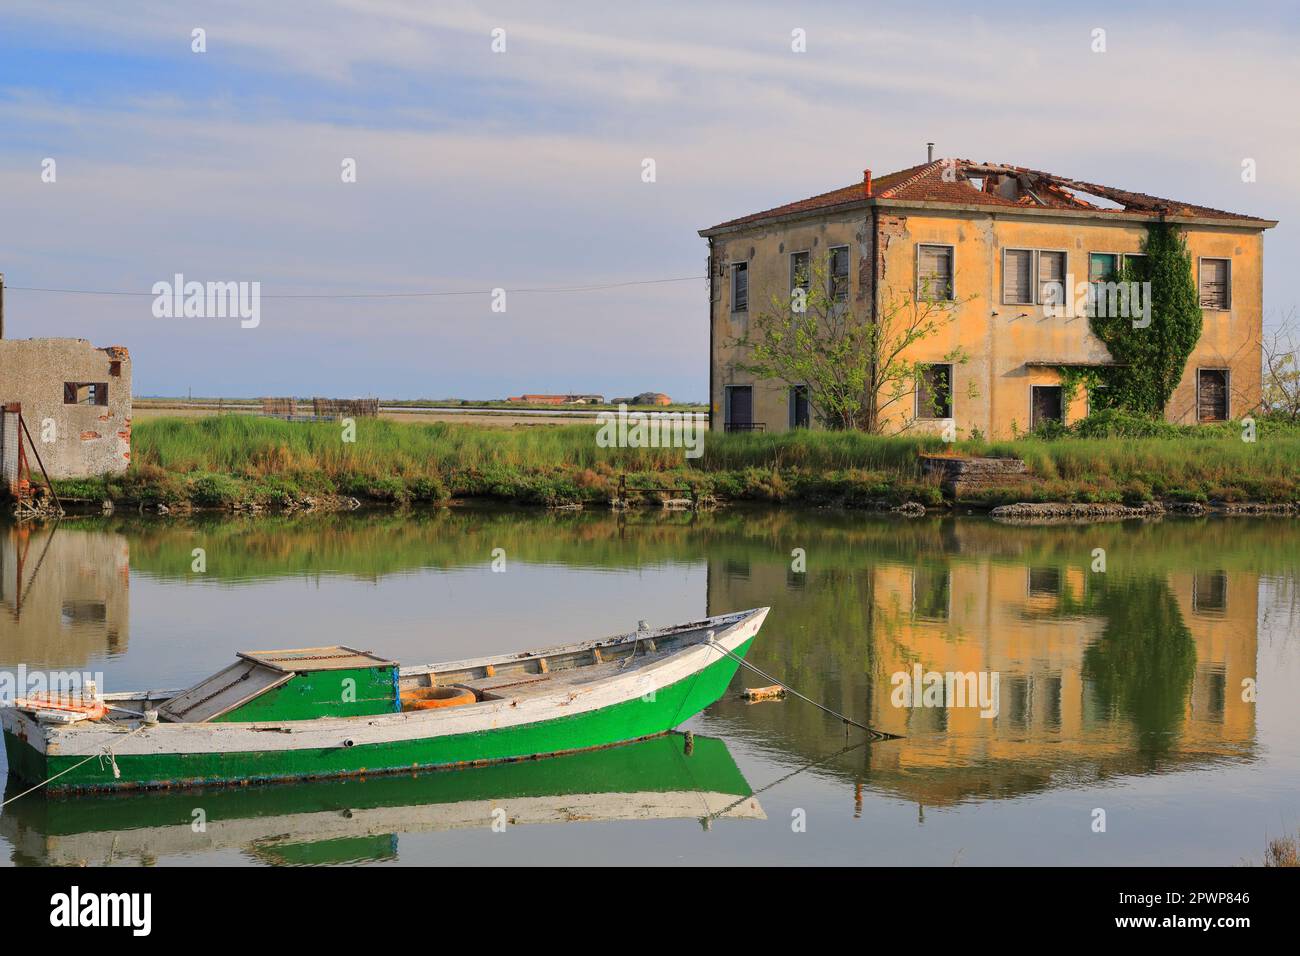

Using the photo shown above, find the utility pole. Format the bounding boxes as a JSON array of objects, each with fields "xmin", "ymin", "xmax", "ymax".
[{"xmin": 1, "ymin": 271, "xmax": 6, "ymax": 339}]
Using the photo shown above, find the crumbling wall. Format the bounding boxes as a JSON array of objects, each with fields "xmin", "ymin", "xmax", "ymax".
[{"xmin": 0, "ymin": 338, "xmax": 132, "ymax": 480}]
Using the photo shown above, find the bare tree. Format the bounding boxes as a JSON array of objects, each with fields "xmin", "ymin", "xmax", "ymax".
[{"xmin": 1262, "ymin": 308, "xmax": 1300, "ymax": 421}]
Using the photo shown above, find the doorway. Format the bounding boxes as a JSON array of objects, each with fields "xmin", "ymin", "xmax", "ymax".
[{"xmin": 1031, "ymin": 386, "xmax": 1064, "ymax": 430}]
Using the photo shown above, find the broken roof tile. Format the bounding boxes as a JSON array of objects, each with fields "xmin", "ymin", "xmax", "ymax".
[{"xmin": 702, "ymin": 159, "xmax": 1274, "ymax": 233}]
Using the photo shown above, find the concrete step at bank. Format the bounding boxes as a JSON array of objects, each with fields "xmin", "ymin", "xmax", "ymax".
[{"xmin": 919, "ymin": 454, "xmax": 1028, "ymax": 501}]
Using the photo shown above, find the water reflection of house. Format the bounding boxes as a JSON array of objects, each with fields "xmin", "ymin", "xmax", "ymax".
[
  {"xmin": 708, "ymin": 553, "xmax": 1257, "ymax": 805},
  {"xmin": 0, "ymin": 525, "xmax": 129, "ymax": 668}
]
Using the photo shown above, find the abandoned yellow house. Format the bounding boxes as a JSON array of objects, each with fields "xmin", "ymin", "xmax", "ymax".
[{"xmin": 700, "ymin": 158, "xmax": 1277, "ymax": 437}]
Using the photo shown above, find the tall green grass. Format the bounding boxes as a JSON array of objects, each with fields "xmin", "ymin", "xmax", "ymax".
[{"xmin": 59, "ymin": 415, "xmax": 1300, "ymax": 508}]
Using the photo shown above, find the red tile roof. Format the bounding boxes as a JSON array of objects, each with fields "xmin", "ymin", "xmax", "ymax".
[{"xmin": 701, "ymin": 159, "xmax": 1274, "ymax": 233}]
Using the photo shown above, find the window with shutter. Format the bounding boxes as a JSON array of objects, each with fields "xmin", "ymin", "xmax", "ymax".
[
  {"xmin": 829, "ymin": 246, "xmax": 849, "ymax": 300},
  {"xmin": 731, "ymin": 262, "xmax": 748, "ymax": 312},
  {"xmin": 1199, "ymin": 258, "xmax": 1230, "ymax": 310},
  {"xmin": 1003, "ymin": 249, "xmax": 1033, "ymax": 305},
  {"xmin": 1198, "ymin": 369, "xmax": 1229, "ymax": 421},
  {"xmin": 917, "ymin": 245, "xmax": 953, "ymax": 301},
  {"xmin": 1037, "ymin": 251, "xmax": 1066, "ymax": 305}
]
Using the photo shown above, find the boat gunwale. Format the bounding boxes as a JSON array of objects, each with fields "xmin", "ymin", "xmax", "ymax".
[{"xmin": 397, "ymin": 608, "xmax": 758, "ymax": 679}]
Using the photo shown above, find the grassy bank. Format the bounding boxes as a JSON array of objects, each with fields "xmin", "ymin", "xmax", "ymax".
[{"xmin": 49, "ymin": 414, "xmax": 1300, "ymax": 510}]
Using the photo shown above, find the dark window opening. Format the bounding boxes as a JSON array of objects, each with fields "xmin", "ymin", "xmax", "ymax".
[
  {"xmin": 1028, "ymin": 567, "xmax": 1063, "ymax": 597},
  {"xmin": 789, "ymin": 385, "xmax": 810, "ymax": 428},
  {"xmin": 912, "ymin": 567, "xmax": 951, "ymax": 621},
  {"xmin": 1031, "ymin": 385, "xmax": 1064, "ymax": 430},
  {"xmin": 725, "ymin": 385, "xmax": 760, "ymax": 432},
  {"xmin": 1123, "ymin": 252, "xmax": 1148, "ymax": 280},
  {"xmin": 828, "ymin": 245, "xmax": 850, "ymax": 300},
  {"xmin": 1203, "ymin": 668, "xmax": 1227, "ymax": 723},
  {"xmin": 1193, "ymin": 571, "xmax": 1228, "ymax": 614},
  {"xmin": 61, "ymin": 600, "xmax": 107, "ymax": 625},
  {"xmin": 64, "ymin": 382, "xmax": 108, "ymax": 406},
  {"xmin": 1043, "ymin": 675, "xmax": 1063, "ymax": 730},
  {"xmin": 1005, "ymin": 675, "xmax": 1030, "ymax": 728},
  {"xmin": 916, "ymin": 364, "xmax": 953, "ymax": 419},
  {"xmin": 724, "ymin": 557, "xmax": 751, "ymax": 581},
  {"xmin": 790, "ymin": 251, "xmax": 810, "ymax": 293}
]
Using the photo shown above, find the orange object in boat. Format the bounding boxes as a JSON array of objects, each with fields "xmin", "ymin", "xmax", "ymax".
[
  {"xmin": 14, "ymin": 694, "xmax": 107, "ymax": 721},
  {"xmin": 400, "ymin": 686, "xmax": 477, "ymax": 712}
]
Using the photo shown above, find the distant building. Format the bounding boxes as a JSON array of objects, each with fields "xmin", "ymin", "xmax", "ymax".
[
  {"xmin": 613, "ymin": 392, "xmax": 673, "ymax": 406},
  {"xmin": 0, "ymin": 338, "xmax": 132, "ymax": 486},
  {"xmin": 506, "ymin": 394, "xmax": 604, "ymax": 405}
]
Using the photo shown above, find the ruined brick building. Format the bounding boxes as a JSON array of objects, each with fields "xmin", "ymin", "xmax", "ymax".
[{"xmin": 1, "ymin": 337, "xmax": 132, "ymax": 490}]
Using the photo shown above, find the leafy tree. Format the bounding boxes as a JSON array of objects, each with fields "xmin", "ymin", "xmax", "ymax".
[
  {"xmin": 1082, "ymin": 576, "xmax": 1197, "ymax": 757},
  {"xmin": 1089, "ymin": 223, "xmax": 1202, "ymax": 415},
  {"xmin": 732, "ymin": 255, "xmax": 974, "ymax": 433}
]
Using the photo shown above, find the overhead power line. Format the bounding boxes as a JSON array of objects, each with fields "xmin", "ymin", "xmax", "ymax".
[{"xmin": 5, "ymin": 275, "xmax": 707, "ymax": 300}]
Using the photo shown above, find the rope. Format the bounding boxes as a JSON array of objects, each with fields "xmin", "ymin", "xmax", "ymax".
[
  {"xmin": 706, "ymin": 736, "xmax": 871, "ymax": 822},
  {"xmin": 705, "ymin": 634, "xmax": 900, "ymax": 741},
  {"xmin": 0, "ymin": 720, "xmax": 151, "ymax": 808}
]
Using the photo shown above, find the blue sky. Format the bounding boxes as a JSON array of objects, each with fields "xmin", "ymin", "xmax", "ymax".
[{"xmin": 1, "ymin": 0, "xmax": 1296, "ymax": 400}]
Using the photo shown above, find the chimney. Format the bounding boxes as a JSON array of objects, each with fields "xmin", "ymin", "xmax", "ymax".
[
  {"xmin": 926, "ymin": 142, "xmax": 935, "ymax": 162},
  {"xmin": 863, "ymin": 168, "xmax": 872, "ymax": 198}
]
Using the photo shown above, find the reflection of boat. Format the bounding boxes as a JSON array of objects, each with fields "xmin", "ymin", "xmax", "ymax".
[
  {"xmin": 1, "ymin": 733, "xmax": 764, "ymax": 866},
  {"xmin": 2, "ymin": 608, "xmax": 768, "ymax": 792}
]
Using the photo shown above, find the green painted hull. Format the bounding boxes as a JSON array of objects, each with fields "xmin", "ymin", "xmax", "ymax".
[{"xmin": 4, "ymin": 638, "xmax": 753, "ymax": 793}]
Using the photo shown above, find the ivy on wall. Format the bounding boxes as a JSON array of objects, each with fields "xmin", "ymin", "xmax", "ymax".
[
  {"xmin": 1056, "ymin": 365, "xmax": 1105, "ymax": 409},
  {"xmin": 1087, "ymin": 223, "xmax": 1203, "ymax": 416}
]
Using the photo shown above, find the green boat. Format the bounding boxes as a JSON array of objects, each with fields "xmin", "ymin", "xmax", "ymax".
[
  {"xmin": 1, "ymin": 733, "xmax": 763, "ymax": 865},
  {"xmin": 1, "ymin": 607, "xmax": 769, "ymax": 793}
]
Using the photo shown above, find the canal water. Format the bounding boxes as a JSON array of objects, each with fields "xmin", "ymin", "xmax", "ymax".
[{"xmin": 1, "ymin": 508, "xmax": 1296, "ymax": 866}]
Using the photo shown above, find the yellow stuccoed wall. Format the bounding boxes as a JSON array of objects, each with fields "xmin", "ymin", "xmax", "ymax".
[
  {"xmin": 712, "ymin": 208, "xmax": 870, "ymax": 432},
  {"xmin": 709, "ymin": 207, "xmax": 1266, "ymax": 438}
]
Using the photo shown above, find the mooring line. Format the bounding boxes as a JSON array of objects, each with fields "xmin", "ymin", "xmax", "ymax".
[
  {"xmin": 705, "ymin": 633, "xmax": 900, "ymax": 741},
  {"xmin": 705, "ymin": 736, "xmax": 871, "ymax": 822},
  {"xmin": 0, "ymin": 721, "xmax": 151, "ymax": 808}
]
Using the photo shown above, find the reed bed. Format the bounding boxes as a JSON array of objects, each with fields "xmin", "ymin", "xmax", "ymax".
[{"xmin": 51, "ymin": 415, "xmax": 1300, "ymax": 508}]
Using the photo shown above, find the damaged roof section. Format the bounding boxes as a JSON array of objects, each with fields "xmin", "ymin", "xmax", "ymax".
[{"xmin": 701, "ymin": 159, "xmax": 1277, "ymax": 234}]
